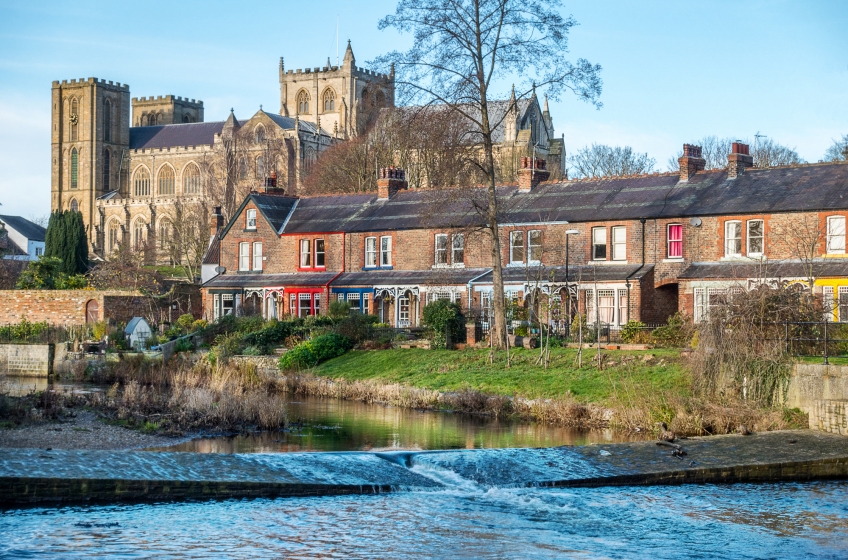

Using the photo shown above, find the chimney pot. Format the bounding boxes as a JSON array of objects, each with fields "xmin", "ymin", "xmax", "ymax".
[
  {"xmin": 728, "ymin": 142, "xmax": 754, "ymax": 178},
  {"xmin": 678, "ymin": 143, "xmax": 706, "ymax": 182},
  {"xmin": 377, "ymin": 167, "xmax": 408, "ymax": 198},
  {"xmin": 210, "ymin": 206, "xmax": 223, "ymax": 237},
  {"xmin": 518, "ymin": 158, "xmax": 550, "ymax": 191}
]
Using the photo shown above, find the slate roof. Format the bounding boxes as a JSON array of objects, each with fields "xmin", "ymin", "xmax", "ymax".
[
  {"xmin": 204, "ymin": 272, "xmax": 339, "ymax": 289},
  {"xmin": 264, "ymin": 112, "xmax": 328, "ymax": 136},
  {"xmin": 470, "ymin": 264, "xmax": 652, "ymax": 284},
  {"xmin": 333, "ymin": 268, "xmax": 491, "ymax": 287},
  {"xmin": 679, "ymin": 261, "xmax": 848, "ymax": 280},
  {"xmin": 0, "ymin": 215, "xmax": 46, "ymax": 242},
  {"xmin": 201, "ymin": 234, "xmax": 221, "ymax": 266},
  {"xmin": 129, "ymin": 121, "xmax": 225, "ymax": 150}
]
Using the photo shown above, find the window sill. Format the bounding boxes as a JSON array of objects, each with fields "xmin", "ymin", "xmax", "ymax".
[
  {"xmin": 822, "ymin": 253, "xmax": 848, "ymax": 258},
  {"xmin": 362, "ymin": 266, "xmax": 394, "ymax": 271},
  {"xmin": 719, "ymin": 255, "xmax": 766, "ymax": 262},
  {"xmin": 590, "ymin": 260, "xmax": 627, "ymax": 265},
  {"xmin": 237, "ymin": 270, "xmax": 263, "ymax": 274},
  {"xmin": 297, "ymin": 267, "xmax": 327, "ymax": 272},
  {"xmin": 432, "ymin": 263, "xmax": 466, "ymax": 269},
  {"xmin": 243, "ymin": 228, "xmax": 257, "ymax": 233},
  {"xmin": 662, "ymin": 258, "xmax": 685, "ymax": 263}
]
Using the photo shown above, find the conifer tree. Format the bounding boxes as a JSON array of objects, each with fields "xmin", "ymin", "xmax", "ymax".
[{"xmin": 44, "ymin": 210, "xmax": 88, "ymax": 275}]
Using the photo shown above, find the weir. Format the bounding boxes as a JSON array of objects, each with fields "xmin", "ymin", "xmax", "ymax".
[{"xmin": 1, "ymin": 430, "xmax": 847, "ymax": 506}]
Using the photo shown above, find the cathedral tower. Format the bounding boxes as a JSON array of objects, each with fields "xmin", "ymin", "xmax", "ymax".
[
  {"xmin": 278, "ymin": 40, "xmax": 394, "ymax": 138},
  {"xmin": 51, "ymin": 78, "xmax": 130, "ymax": 247}
]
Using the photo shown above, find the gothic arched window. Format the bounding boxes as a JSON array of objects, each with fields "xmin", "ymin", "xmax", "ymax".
[
  {"xmin": 70, "ymin": 148, "xmax": 79, "ymax": 189},
  {"xmin": 256, "ymin": 156, "xmax": 266, "ymax": 179},
  {"xmin": 108, "ymin": 220, "xmax": 120, "ymax": 254},
  {"xmin": 297, "ymin": 90, "xmax": 310, "ymax": 114},
  {"xmin": 183, "ymin": 163, "xmax": 200, "ymax": 194},
  {"xmin": 158, "ymin": 166, "xmax": 175, "ymax": 195},
  {"xmin": 238, "ymin": 157, "xmax": 248, "ymax": 180},
  {"xmin": 70, "ymin": 98, "xmax": 78, "ymax": 141},
  {"xmin": 70, "ymin": 199, "xmax": 79, "ymax": 212},
  {"xmin": 133, "ymin": 218, "xmax": 146, "ymax": 250},
  {"xmin": 104, "ymin": 99, "xmax": 112, "ymax": 142},
  {"xmin": 322, "ymin": 88, "xmax": 335, "ymax": 112},
  {"xmin": 103, "ymin": 148, "xmax": 110, "ymax": 191},
  {"xmin": 158, "ymin": 220, "xmax": 171, "ymax": 250},
  {"xmin": 183, "ymin": 114, "xmax": 190, "ymax": 123},
  {"xmin": 134, "ymin": 168, "xmax": 151, "ymax": 196},
  {"xmin": 303, "ymin": 146, "xmax": 316, "ymax": 174},
  {"xmin": 255, "ymin": 125, "xmax": 266, "ymax": 144}
]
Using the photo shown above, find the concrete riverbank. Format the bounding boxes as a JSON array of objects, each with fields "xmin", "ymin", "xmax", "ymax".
[{"xmin": 1, "ymin": 430, "xmax": 846, "ymax": 506}]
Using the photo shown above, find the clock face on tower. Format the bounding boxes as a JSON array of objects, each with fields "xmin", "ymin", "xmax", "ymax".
[{"xmin": 69, "ymin": 113, "xmax": 79, "ymax": 125}]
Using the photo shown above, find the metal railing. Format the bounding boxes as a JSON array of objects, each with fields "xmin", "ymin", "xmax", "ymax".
[{"xmin": 776, "ymin": 321, "xmax": 848, "ymax": 363}]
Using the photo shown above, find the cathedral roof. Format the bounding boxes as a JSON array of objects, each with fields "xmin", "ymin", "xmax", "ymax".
[
  {"xmin": 263, "ymin": 112, "xmax": 330, "ymax": 136},
  {"xmin": 129, "ymin": 121, "xmax": 225, "ymax": 150}
]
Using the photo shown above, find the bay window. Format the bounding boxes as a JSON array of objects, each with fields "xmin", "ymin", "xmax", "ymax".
[
  {"xmin": 592, "ymin": 227, "xmax": 606, "ymax": 260},
  {"xmin": 667, "ymin": 224, "xmax": 683, "ymax": 258},
  {"xmin": 724, "ymin": 221, "xmax": 742, "ymax": 256}
]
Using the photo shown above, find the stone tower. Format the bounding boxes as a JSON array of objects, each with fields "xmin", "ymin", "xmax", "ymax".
[
  {"xmin": 131, "ymin": 95, "xmax": 204, "ymax": 126},
  {"xmin": 51, "ymin": 78, "xmax": 130, "ymax": 247},
  {"xmin": 278, "ymin": 40, "xmax": 394, "ymax": 138}
]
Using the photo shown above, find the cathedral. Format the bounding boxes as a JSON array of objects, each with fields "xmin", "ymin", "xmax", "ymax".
[{"xmin": 50, "ymin": 41, "xmax": 560, "ymax": 265}]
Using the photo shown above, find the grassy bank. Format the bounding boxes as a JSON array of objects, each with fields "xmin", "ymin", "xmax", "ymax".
[
  {"xmin": 314, "ymin": 348, "xmax": 688, "ymax": 404},
  {"xmin": 307, "ymin": 347, "xmax": 806, "ymax": 435}
]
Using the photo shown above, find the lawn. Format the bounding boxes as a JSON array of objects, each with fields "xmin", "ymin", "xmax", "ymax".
[
  {"xmin": 313, "ymin": 347, "xmax": 689, "ymax": 404},
  {"xmin": 144, "ymin": 265, "xmax": 191, "ymax": 279}
]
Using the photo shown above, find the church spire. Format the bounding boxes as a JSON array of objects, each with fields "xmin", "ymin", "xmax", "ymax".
[{"xmin": 343, "ymin": 39, "xmax": 355, "ymax": 67}]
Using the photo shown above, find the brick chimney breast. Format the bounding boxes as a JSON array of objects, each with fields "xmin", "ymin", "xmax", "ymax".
[
  {"xmin": 377, "ymin": 167, "xmax": 408, "ymax": 199},
  {"xmin": 210, "ymin": 206, "xmax": 223, "ymax": 237},
  {"xmin": 518, "ymin": 157, "xmax": 550, "ymax": 192},
  {"xmin": 727, "ymin": 142, "xmax": 754, "ymax": 179},
  {"xmin": 678, "ymin": 144, "xmax": 706, "ymax": 182}
]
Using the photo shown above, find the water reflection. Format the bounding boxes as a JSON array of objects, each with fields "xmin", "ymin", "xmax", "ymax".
[
  {"xmin": 0, "ymin": 376, "xmax": 48, "ymax": 397},
  {"xmin": 153, "ymin": 395, "xmax": 644, "ymax": 453}
]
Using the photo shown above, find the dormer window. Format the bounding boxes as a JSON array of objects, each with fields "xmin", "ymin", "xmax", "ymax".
[{"xmin": 246, "ymin": 209, "xmax": 257, "ymax": 230}]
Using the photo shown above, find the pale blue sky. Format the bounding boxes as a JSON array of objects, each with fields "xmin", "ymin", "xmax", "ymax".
[{"xmin": 1, "ymin": 0, "xmax": 846, "ymax": 219}]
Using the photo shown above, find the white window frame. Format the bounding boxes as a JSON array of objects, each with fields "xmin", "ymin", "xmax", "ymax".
[
  {"xmin": 380, "ymin": 236, "xmax": 392, "ymax": 266},
  {"xmin": 618, "ymin": 289, "xmax": 628, "ymax": 325},
  {"xmin": 252, "ymin": 242, "xmax": 263, "ymax": 271},
  {"xmin": 611, "ymin": 226, "xmax": 626, "ymax": 261},
  {"xmin": 839, "ymin": 286, "xmax": 848, "ymax": 323},
  {"xmin": 509, "ymin": 231, "xmax": 524, "ymax": 264},
  {"xmin": 246, "ymin": 209, "xmax": 257, "ymax": 230},
  {"xmin": 724, "ymin": 221, "xmax": 742, "ymax": 257},
  {"xmin": 452, "ymin": 233, "xmax": 464, "ymax": 265},
  {"xmin": 300, "ymin": 239, "xmax": 311, "ymax": 268},
  {"xmin": 365, "ymin": 237, "xmax": 377, "ymax": 267},
  {"xmin": 315, "ymin": 239, "xmax": 325, "ymax": 267},
  {"xmin": 592, "ymin": 227, "xmax": 607, "ymax": 260},
  {"xmin": 435, "ymin": 234, "xmax": 448, "ymax": 265},
  {"xmin": 239, "ymin": 242, "xmax": 250, "ymax": 271},
  {"xmin": 221, "ymin": 293, "xmax": 234, "ymax": 316},
  {"xmin": 746, "ymin": 219, "xmax": 764, "ymax": 256},
  {"xmin": 827, "ymin": 216, "xmax": 846, "ymax": 254},
  {"xmin": 528, "ymin": 230, "xmax": 542, "ymax": 263}
]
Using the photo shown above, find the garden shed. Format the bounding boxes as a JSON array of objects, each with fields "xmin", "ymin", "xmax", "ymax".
[{"xmin": 125, "ymin": 317, "xmax": 152, "ymax": 350}]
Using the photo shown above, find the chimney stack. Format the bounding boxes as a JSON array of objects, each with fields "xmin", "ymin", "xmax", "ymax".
[
  {"xmin": 518, "ymin": 157, "xmax": 550, "ymax": 192},
  {"xmin": 210, "ymin": 206, "xmax": 223, "ymax": 237},
  {"xmin": 261, "ymin": 171, "xmax": 285, "ymax": 194},
  {"xmin": 678, "ymin": 144, "xmax": 705, "ymax": 182},
  {"xmin": 727, "ymin": 142, "xmax": 753, "ymax": 178},
  {"xmin": 377, "ymin": 167, "xmax": 408, "ymax": 199}
]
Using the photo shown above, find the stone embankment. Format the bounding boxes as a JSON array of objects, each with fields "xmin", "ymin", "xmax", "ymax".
[{"xmin": 1, "ymin": 430, "xmax": 846, "ymax": 506}]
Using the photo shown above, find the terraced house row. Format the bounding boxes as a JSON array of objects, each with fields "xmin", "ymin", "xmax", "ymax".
[{"xmin": 200, "ymin": 142, "xmax": 848, "ymax": 330}]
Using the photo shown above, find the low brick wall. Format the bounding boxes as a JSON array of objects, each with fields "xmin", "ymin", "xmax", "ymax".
[
  {"xmin": 810, "ymin": 400, "xmax": 848, "ymax": 435},
  {"xmin": 0, "ymin": 344, "xmax": 53, "ymax": 376}
]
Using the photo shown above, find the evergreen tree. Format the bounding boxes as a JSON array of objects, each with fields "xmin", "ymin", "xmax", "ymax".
[{"xmin": 44, "ymin": 210, "xmax": 88, "ymax": 275}]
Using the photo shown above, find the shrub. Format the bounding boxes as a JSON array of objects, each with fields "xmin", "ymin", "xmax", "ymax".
[
  {"xmin": 651, "ymin": 313, "xmax": 691, "ymax": 348},
  {"xmin": 174, "ymin": 338, "xmax": 194, "ymax": 353},
  {"xmin": 328, "ymin": 299, "xmax": 352, "ymax": 319},
  {"xmin": 192, "ymin": 319, "xmax": 208, "ymax": 332},
  {"xmin": 242, "ymin": 319, "xmax": 298, "ymax": 352},
  {"xmin": 177, "ymin": 314, "xmax": 195, "ymax": 331},
  {"xmin": 91, "ymin": 321, "xmax": 109, "ymax": 341},
  {"xmin": 513, "ymin": 326, "xmax": 528, "ymax": 337},
  {"xmin": 620, "ymin": 320, "xmax": 652, "ymax": 344},
  {"xmin": 570, "ymin": 313, "xmax": 595, "ymax": 343},
  {"xmin": 279, "ymin": 332, "xmax": 352, "ymax": 370},
  {"xmin": 335, "ymin": 313, "xmax": 376, "ymax": 344},
  {"xmin": 422, "ymin": 299, "xmax": 464, "ymax": 349}
]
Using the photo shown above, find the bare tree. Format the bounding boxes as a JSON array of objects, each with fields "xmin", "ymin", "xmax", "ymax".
[
  {"xmin": 823, "ymin": 134, "xmax": 848, "ymax": 162},
  {"xmin": 375, "ymin": 0, "xmax": 602, "ymax": 348},
  {"xmin": 569, "ymin": 144, "xmax": 656, "ymax": 178},
  {"xmin": 667, "ymin": 135, "xmax": 804, "ymax": 171},
  {"xmin": 161, "ymin": 198, "xmax": 209, "ymax": 281}
]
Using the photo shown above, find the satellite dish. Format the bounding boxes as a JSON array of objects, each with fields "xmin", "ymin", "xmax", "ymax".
[
  {"xmin": 689, "ymin": 217, "xmax": 702, "ymax": 227},
  {"xmin": 215, "ymin": 266, "xmax": 226, "ymax": 273}
]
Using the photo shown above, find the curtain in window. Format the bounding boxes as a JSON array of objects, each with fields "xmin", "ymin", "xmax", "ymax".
[
  {"xmin": 598, "ymin": 289, "xmax": 615, "ymax": 324},
  {"xmin": 668, "ymin": 224, "xmax": 683, "ymax": 258},
  {"xmin": 828, "ymin": 216, "xmax": 845, "ymax": 254}
]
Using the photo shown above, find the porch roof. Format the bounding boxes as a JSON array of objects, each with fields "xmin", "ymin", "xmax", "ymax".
[
  {"xmin": 332, "ymin": 268, "xmax": 491, "ymax": 287},
  {"xmin": 678, "ymin": 261, "xmax": 848, "ymax": 280},
  {"xmin": 202, "ymin": 272, "xmax": 339, "ymax": 289},
  {"xmin": 469, "ymin": 264, "xmax": 653, "ymax": 285}
]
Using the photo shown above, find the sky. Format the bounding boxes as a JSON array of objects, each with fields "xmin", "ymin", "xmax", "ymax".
[{"xmin": 0, "ymin": 0, "xmax": 846, "ymax": 220}]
